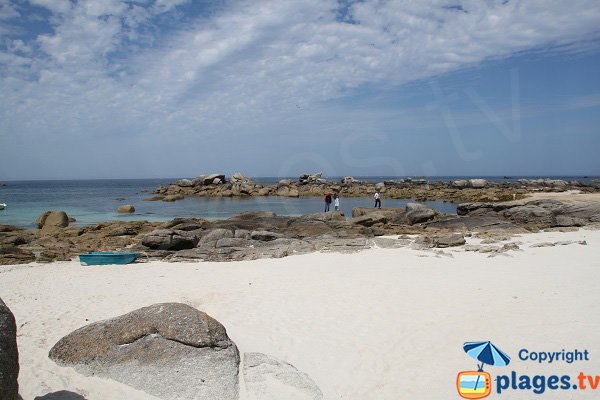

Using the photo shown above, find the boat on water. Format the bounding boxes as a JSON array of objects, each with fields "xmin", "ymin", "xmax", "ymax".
[
  {"xmin": 0, "ymin": 203, "xmax": 6, "ymax": 210},
  {"xmin": 79, "ymin": 251, "xmax": 140, "ymax": 266}
]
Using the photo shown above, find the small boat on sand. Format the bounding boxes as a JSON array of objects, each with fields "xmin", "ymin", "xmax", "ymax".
[
  {"xmin": 79, "ymin": 251, "xmax": 140, "ymax": 266},
  {"xmin": 0, "ymin": 203, "xmax": 6, "ymax": 210}
]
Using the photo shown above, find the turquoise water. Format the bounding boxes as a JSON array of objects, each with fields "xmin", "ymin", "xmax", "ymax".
[
  {"xmin": 1, "ymin": 176, "xmax": 596, "ymax": 228},
  {"xmin": 0, "ymin": 179, "xmax": 458, "ymax": 228}
]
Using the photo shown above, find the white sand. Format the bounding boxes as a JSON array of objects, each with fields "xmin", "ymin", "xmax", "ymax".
[{"xmin": 2, "ymin": 229, "xmax": 600, "ymax": 400}]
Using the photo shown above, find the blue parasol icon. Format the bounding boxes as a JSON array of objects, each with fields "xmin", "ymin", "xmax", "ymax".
[
  {"xmin": 463, "ymin": 341, "xmax": 511, "ymax": 394},
  {"xmin": 463, "ymin": 341, "xmax": 511, "ymax": 371}
]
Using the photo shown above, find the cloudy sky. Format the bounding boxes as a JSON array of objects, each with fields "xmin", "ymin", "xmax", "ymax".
[{"xmin": 1, "ymin": 0, "xmax": 599, "ymax": 180}]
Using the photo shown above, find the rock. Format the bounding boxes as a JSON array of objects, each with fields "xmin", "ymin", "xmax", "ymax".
[
  {"xmin": 298, "ymin": 211, "xmax": 345, "ymax": 222},
  {"xmin": 352, "ymin": 207, "xmax": 404, "ymax": 220},
  {"xmin": 228, "ymin": 211, "xmax": 277, "ymax": 220},
  {"xmin": 168, "ymin": 221, "xmax": 206, "ymax": 232},
  {"xmin": 306, "ymin": 235, "xmax": 368, "ymax": 252},
  {"xmin": 405, "ymin": 203, "xmax": 438, "ymax": 225},
  {"xmin": 215, "ymin": 238, "xmax": 252, "ymax": 248},
  {"xmin": 143, "ymin": 195, "xmax": 165, "ymax": 201},
  {"xmin": 530, "ymin": 240, "xmax": 587, "ymax": 248},
  {"xmin": 452, "ymin": 179, "xmax": 469, "ymax": 188},
  {"xmin": 464, "ymin": 244, "xmax": 500, "ymax": 253},
  {"xmin": 175, "ymin": 179, "xmax": 193, "ymax": 187},
  {"xmin": 502, "ymin": 205, "xmax": 555, "ymax": 227},
  {"xmin": 213, "ymin": 178, "xmax": 222, "ymax": 185},
  {"xmin": 234, "ymin": 229, "xmax": 251, "ymax": 239},
  {"xmin": 117, "ymin": 204, "xmax": 135, "ymax": 213},
  {"xmin": 286, "ymin": 188, "xmax": 299, "ymax": 197},
  {"xmin": 501, "ymin": 242, "xmax": 520, "ymax": 252},
  {"xmin": 115, "ymin": 197, "xmax": 126, "ymax": 201},
  {"xmin": 554, "ymin": 215, "xmax": 585, "ymax": 227},
  {"xmin": 243, "ymin": 352, "xmax": 323, "ymax": 400},
  {"xmin": 278, "ymin": 179, "xmax": 292, "ymax": 186},
  {"xmin": 0, "ymin": 245, "xmax": 35, "ymax": 265},
  {"xmin": 162, "ymin": 194, "xmax": 184, "ymax": 202},
  {"xmin": 341, "ymin": 176, "xmax": 360, "ymax": 184},
  {"xmin": 251, "ymin": 230, "xmax": 282, "ymax": 241},
  {"xmin": 141, "ymin": 229, "xmax": 198, "ymax": 250},
  {"xmin": 204, "ymin": 174, "xmax": 226, "ymax": 185},
  {"xmin": 231, "ymin": 172, "xmax": 252, "ymax": 184},
  {"xmin": 298, "ymin": 172, "xmax": 323, "ymax": 184},
  {"xmin": 371, "ymin": 237, "xmax": 409, "ymax": 248},
  {"xmin": 469, "ymin": 179, "xmax": 488, "ymax": 188},
  {"xmin": 425, "ymin": 215, "xmax": 524, "ymax": 233},
  {"xmin": 413, "ymin": 234, "xmax": 465, "ymax": 249},
  {"xmin": 192, "ymin": 176, "xmax": 207, "ymax": 186},
  {"xmin": 48, "ymin": 303, "xmax": 239, "ymax": 400},
  {"xmin": 199, "ymin": 228, "xmax": 234, "ymax": 244},
  {"xmin": 0, "ymin": 298, "xmax": 19, "ymax": 400},
  {"xmin": 36, "ymin": 211, "xmax": 69, "ymax": 230},
  {"xmin": 375, "ymin": 182, "xmax": 385, "ymax": 189},
  {"xmin": 351, "ymin": 213, "xmax": 388, "ymax": 227}
]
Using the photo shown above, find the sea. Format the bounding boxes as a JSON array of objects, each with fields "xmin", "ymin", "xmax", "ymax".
[{"xmin": 0, "ymin": 176, "xmax": 597, "ymax": 229}]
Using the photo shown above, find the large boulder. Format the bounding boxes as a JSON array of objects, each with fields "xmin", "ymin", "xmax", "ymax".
[
  {"xmin": 48, "ymin": 303, "xmax": 240, "ymax": 400},
  {"xmin": 0, "ymin": 298, "xmax": 19, "ymax": 400},
  {"xmin": 469, "ymin": 179, "xmax": 488, "ymax": 188},
  {"xmin": 452, "ymin": 179, "xmax": 469, "ymax": 188},
  {"xmin": 204, "ymin": 174, "xmax": 226, "ymax": 185},
  {"xmin": 243, "ymin": 352, "xmax": 323, "ymax": 400},
  {"xmin": 404, "ymin": 203, "xmax": 438, "ymax": 225},
  {"xmin": 36, "ymin": 211, "xmax": 69, "ymax": 230},
  {"xmin": 230, "ymin": 172, "xmax": 252, "ymax": 184},
  {"xmin": 117, "ymin": 204, "xmax": 135, "ymax": 213},
  {"xmin": 141, "ymin": 229, "xmax": 198, "ymax": 250},
  {"xmin": 175, "ymin": 179, "xmax": 193, "ymax": 187}
]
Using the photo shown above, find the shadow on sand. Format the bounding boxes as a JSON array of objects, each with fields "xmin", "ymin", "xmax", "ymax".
[{"xmin": 34, "ymin": 391, "xmax": 88, "ymax": 400}]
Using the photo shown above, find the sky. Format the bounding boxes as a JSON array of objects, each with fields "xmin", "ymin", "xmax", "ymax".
[{"xmin": 0, "ymin": 0, "xmax": 599, "ymax": 180}]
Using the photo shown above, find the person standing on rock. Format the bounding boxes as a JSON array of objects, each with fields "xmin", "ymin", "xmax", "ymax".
[
  {"xmin": 374, "ymin": 191, "xmax": 381, "ymax": 209},
  {"xmin": 324, "ymin": 193, "xmax": 332, "ymax": 212},
  {"xmin": 334, "ymin": 193, "xmax": 340, "ymax": 211}
]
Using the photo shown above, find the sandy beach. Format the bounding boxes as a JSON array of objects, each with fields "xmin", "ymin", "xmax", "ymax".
[{"xmin": 2, "ymin": 228, "xmax": 599, "ymax": 400}]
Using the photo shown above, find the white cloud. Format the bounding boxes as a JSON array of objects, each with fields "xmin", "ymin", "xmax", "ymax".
[{"xmin": 1, "ymin": 0, "xmax": 600, "ymax": 178}]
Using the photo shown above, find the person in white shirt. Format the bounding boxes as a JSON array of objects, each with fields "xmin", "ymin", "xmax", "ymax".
[
  {"xmin": 334, "ymin": 193, "xmax": 340, "ymax": 211},
  {"xmin": 374, "ymin": 191, "xmax": 381, "ymax": 208}
]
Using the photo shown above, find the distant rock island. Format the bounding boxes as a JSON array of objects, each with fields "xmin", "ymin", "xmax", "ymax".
[{"xmin": 149, "ymin": 172, "xmax": 598, "ymax": 203}]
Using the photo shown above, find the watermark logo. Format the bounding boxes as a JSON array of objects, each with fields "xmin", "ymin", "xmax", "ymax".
[
  {"xmin": 457, "ymin": 371, "xmax": 492, "ymax": 399},
  {"xmin": 457, "ymin": 341, "xmax": 511, "ymax": 399}
]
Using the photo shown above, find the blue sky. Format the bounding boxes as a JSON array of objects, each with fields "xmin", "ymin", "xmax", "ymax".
[{"xmin": 0, "ymin": 0, "xmax": 599, "ymax": 180}]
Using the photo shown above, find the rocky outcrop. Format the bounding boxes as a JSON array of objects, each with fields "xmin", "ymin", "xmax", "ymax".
[
  {"xmin": 49, "ymin": 303, "xmax": 240, "ymax": 400},
  {"xmin": 0, "ymin": 298, "xmax": 19, "ymax": 400},
  {"xmin": 117, "ymin": 204, "xmax": 135, "ymax": 213},
  {"xmin": 351, "ymin": 204, "xmax": 439, "ymax": 226},
  {"xmin": 36, "ymin": 211, "xmax": 69, "ymax": 230},
  {"xmin": 0, "ymin": 245, "xmax": 36, "ymax": 265},
  {"xmin": 153, "ymin": 174, "xmax": 597, "ymax": 203},
  {"xmin": 141, "ymin": 229, "xmax": 198, "ymax": 250},
  {"xmin": 243, "ymin": 352, "xmax": 323, "ymax": 400},
  {"xmin": 456, "ymin": 199, "xmax": 600, "ymax": 231}
]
